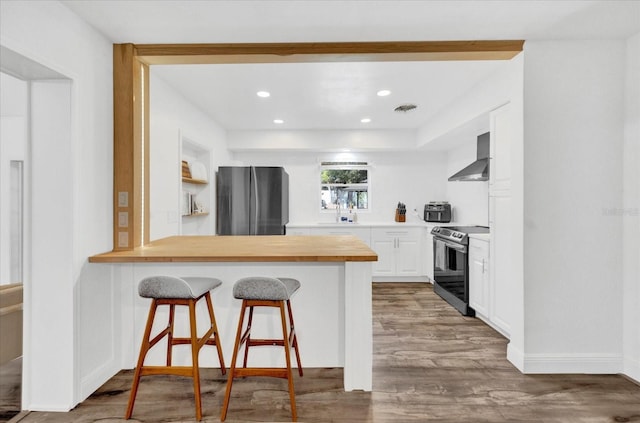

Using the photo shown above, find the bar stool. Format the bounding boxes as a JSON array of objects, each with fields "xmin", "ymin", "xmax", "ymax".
[
  {"xmin": 221, "ymin": 277, "xmax": 303, "ymax": 422},
  {"xmin": 125, "ymin": 276, "xmax": 226, "ymax": 421}
]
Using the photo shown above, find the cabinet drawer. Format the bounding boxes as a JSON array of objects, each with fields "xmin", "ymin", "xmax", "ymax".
[
  {"xmin": 307, "ymin": 227, "xmax": 371, "ymax": 246},
  {"xmin": 371, "ymin": 227, "xmax": 419, "ymax": 239}
]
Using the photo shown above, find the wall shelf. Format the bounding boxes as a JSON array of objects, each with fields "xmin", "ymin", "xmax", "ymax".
[
  {"xmin": 184, "ymin": 211, "xmax": 209, "ymax": 217},
  {"xmin": 182, "ymin": 177, "xmax": 208, "ymax": 185},
  {"xmin": 180, "ymin": 135, "xmax": 212, "ymax": 235}
]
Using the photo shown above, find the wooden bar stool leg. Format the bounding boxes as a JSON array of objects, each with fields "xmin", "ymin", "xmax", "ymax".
[
  {"xmin": 286, "ymin": 300, "xmax": 303, "ymax": 376},
  {"xmin": 280, "ymin": 302, "xmax": 297, "ymax": 421},
  {"xmin": 204, "ymin": 292, "xmax": 226, "ymax": 374},
  {"xmin": 125, "ymin": 300, "xmax": 158, "ymax": 419},
  {"xmin": 166, "ymin": 303, "xmax": 175, "ymax": 366},
  {"xmin": 221, "ymin": 300, "xmax": 248, "ymax": 422},
  {"xmin": 242, "ymin": 305, "xmax": 254, "ymax": 369},
  {"xmin": 188, "ymin": 299, "xmax": 203, "ymax": 421}
]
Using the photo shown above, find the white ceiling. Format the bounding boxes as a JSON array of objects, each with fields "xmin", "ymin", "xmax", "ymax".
[
  {"xmin": 61, "ymin": 1, "xmax": 640, "ymax": 140},
  {"xmin": 151, "ymin": 60, "xmax": 506, "ymax": 130}
]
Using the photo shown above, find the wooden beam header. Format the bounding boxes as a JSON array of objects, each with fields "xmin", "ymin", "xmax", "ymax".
[
  {"xmin": 112, "ymin": 39, "xmax": 524, "ymax": 250},
  {"xmin": 134, "ymin": 40, "xmax": 524, "ymax": 65}
]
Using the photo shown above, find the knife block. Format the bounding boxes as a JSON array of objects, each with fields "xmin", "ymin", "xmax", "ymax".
[{"xmin": 395, "ymin": 209, "xmax": 406, "ymax": 222}]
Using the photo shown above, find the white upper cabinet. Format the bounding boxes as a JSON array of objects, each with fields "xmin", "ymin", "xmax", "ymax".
[{"xmin": 490, "ymin": 103, "xmax": 513, "ymax": 194}]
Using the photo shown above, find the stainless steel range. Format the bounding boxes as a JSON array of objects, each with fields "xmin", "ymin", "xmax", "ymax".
[{"xmin": 431, "ymin": 225, "xmax": 490, "ymax": 316}]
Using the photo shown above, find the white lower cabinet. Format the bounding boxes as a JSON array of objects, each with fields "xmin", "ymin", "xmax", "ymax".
[
  {"xmin": 286, "ymin": 227, "xmax": 310, "ymax": 236},
  {"xmin": 469, "ymin": 238, "xmax": 490, "ymax": 318},
  {"xmin": 287, "ymin": 224, "xmax": 428, "ymax": 279},
  {"xmin": 469, "ymin": 235, "xmax": 510, "ymax": 339},
  {"xmin": 423, "ymin": 230, "xmax": 434, "ymax": 281},
  {"xmin": 489, "ymin": 194, "xmax": 512, "ymax": 338},
  {"xmin": 292, "ymin": 226, "xmax": 371, "ymax": 246},
  {"xmin": 371, "ymin": 227, "xmax": 421, "ymax": 277}
]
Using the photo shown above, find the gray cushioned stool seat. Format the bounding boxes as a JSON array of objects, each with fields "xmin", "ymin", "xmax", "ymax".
[
  {"xmin": 233, "ymin": 277, "xmax": 300, "ymax": 301},
  {"xmin": 139, "ymin": 276, "xmax": 222, "ymax": 299}
]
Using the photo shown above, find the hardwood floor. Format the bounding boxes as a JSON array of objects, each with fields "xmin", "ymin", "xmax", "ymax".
[
  {"xmin": 6, "ymin": 283, "xmax": 640, "ymax": 422},
  {"xmin": 0, "ymin": 358, "xmax": 21, "ymax": 422}
]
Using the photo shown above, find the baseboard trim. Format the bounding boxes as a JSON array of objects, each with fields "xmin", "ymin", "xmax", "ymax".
[
  {"xmin": 372, "ymin": 276, "xmax": 430, "ymax": 283},
  {"xmin": 521, "ymin": 353, "xmax": 623, "ymax": 374},
  {"xmin": 79, "ymin": 359, "xmax": 120, "ymax": 404},
  {"xmin": 506, "ymin": 343, "xmax": 525, "ymax": 372},
  {"xmin": 623, "ymin": 356, "xmax": 640, "ymax": 384}
]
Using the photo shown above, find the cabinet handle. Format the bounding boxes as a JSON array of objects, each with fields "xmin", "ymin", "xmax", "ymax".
[{"xmin": 482, "ymin": 258, "xmax": 485, "ymax": 274}]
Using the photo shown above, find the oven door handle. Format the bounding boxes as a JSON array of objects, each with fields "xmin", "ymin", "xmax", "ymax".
[{"xmin": 437, "ymin": 239, "xmax": 467, "ymax": 253}]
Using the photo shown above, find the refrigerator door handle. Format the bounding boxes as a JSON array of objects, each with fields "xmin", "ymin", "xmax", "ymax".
[{"xmin": 252, "ymin": 166, "xmax": 259, "ymax": 235}]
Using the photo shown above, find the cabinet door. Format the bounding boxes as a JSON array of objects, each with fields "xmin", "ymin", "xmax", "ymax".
[
  {"xmin": 469, "ymin": 239, "xmax": 489, "ymax": 318},
  {"xmin": 490, "ymin": 103, "xmax": 513, "ymax": 193},
  {"xmin": 395, "ymin": 233, "xmax": 421, "ymax": 276},
  {"xmin": 423, "ymin": 232, "xmax": 434, "ymax": 281},
  {"xmin": 490, "ymin": 195, "xmax": 512, "ymax": 337},
  {"xmin": 371, "ymin": 228, "xmax": 421, "ymax": 277},
  {"xmin": 371, "ymin": 236, "xmax": 395, "ymax": 276}
]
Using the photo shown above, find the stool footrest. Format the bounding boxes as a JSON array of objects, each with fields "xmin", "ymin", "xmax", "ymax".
[
  {"xmin": 232, "ymin": 367, "xmax": 289, "ymax": 379},
  {"xmin": 171, "ymin": 325, "xmax": 218, "ymax": 349},
  {"xmin": 140, "ymin": 366, "xmax": 194, "ymax": 377},
  {"xmin": 247, "ymin": 338, "xmax": 286, "ymax": 347}
]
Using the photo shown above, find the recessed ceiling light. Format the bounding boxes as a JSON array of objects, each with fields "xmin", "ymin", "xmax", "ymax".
[
  {"xmin": 361, "ymin": 118, "xmax": 371, "ymax": 123},
  {"xmin": 377, "ymin": 90, "xmax": 391, "ymax": 97},
  {"xmin": 257, "ymin": 91, "xmax": 271, "ymax": 98},
  {"xmin": 273, "ymin": 119, "xmax": 284, "ymax": 124}
]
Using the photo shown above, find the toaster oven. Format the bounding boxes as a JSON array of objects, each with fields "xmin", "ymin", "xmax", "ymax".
[{"xmin": 424, "ymin": 202, "xmax": 452, "ymax": 223}]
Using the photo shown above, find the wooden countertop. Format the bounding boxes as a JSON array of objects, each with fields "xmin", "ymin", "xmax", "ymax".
[{"xmin": 89, "ymin": 235, "xmax": 378, "ymax": 263}]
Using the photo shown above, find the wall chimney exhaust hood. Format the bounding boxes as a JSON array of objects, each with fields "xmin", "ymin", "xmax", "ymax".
[{"xmin": 448, "ymin": 132, "xmax": 490, "ymax": 182}]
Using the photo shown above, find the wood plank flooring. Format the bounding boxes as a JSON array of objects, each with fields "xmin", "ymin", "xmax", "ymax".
[{"xmin": 5, "ymin": 283, "xmax": 640, "ymax": 422}]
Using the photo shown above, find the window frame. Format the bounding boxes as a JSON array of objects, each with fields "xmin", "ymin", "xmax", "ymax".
[{"xmin": 319, "ymin": 162, "xmax": 371, "ymax": 213}]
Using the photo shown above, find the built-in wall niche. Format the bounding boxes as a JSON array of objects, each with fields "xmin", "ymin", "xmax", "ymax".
[{"xmin": 180, "ymin": 135, "xmax": 213, "ymax": 235}]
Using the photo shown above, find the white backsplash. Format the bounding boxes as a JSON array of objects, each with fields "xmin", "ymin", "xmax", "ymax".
[{"xmin": 445, "ymin": 139, "xmax": 489, "ymax": 226}]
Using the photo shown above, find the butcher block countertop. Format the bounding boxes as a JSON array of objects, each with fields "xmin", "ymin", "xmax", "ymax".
[{"xmin": 89, "ymin": 235, "xmax": 378, "ymax": 263}]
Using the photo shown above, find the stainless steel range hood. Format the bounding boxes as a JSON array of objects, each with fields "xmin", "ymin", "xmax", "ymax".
[{"xmin": 448, "ymin": 132, "xmax": 490, "ymax": 182}]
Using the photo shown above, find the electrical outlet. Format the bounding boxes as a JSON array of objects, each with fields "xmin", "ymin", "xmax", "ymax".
[
  {"xmin": 118, "ymin": 231, "xmax": 129, "ymax": 248},
  {"xmin": 118, "ymin": 191, "xmax": 128, "ymax": 207},
  {"xmin": 118, "ymin": 212, "xmax": 128, "ymax": 228}
]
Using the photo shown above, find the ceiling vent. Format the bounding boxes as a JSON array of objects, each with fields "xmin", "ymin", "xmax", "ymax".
[{"xmin": 394, "ymin": 104, "xmax": 417, "ymax": 113}]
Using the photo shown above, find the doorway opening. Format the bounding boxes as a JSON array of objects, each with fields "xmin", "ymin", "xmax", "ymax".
[{"xmin": 0, "ymin": 45, "xmax": 71, "ymax": 419}]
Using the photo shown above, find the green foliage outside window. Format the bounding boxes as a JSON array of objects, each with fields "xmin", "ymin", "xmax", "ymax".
[
  {"xmin": 321, "ymin": 169, "xmax": 368, "ymax": 184},
  {"xmin": 321, "ymin": 167, "xmax": 369, "ymax": 211}
]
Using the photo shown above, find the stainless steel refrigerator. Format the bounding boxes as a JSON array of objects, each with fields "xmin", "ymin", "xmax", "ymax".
[{"xmin": 216, "ymin": 166, "xmax": 289, "ymax": 235}]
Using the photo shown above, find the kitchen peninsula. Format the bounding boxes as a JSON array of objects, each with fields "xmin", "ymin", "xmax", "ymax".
[{"xmin": 90, "ymin": 235, "xmax": 377, "ymax": 391}]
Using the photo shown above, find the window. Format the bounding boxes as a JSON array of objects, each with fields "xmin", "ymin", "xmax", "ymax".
[{"xmin": 320, "ymin": 162, "xmax": 369, "ymax": 211}]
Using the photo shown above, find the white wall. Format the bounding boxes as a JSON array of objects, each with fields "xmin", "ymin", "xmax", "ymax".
[
  {"xmin": 233, "ymin": 150, "xmax": 448, "ymax": 225},
  {"xmin": 1, "ymin": 0, "xmax": 114, "ymax": 410},
  {"xmin": 416, "ymin": 60, "xmax": 513, "ymax": 147},
  {"xmin": 522, "ymin": 40, "xmax": 626, "ymax": 373},
  {"xmin": 623, "ymin": 32, "xmax": 640, "ymax": 382},
  {"xmin": 445, "ymin": 141, "xmax": 489, "ymax": 225},
  {"xmin": 0, "ymin": 73, "xmax": 28, "ymax": 286},
  {"xmin": 149, "ymin": 73, "xmax": 234, "ymax": 240}
]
